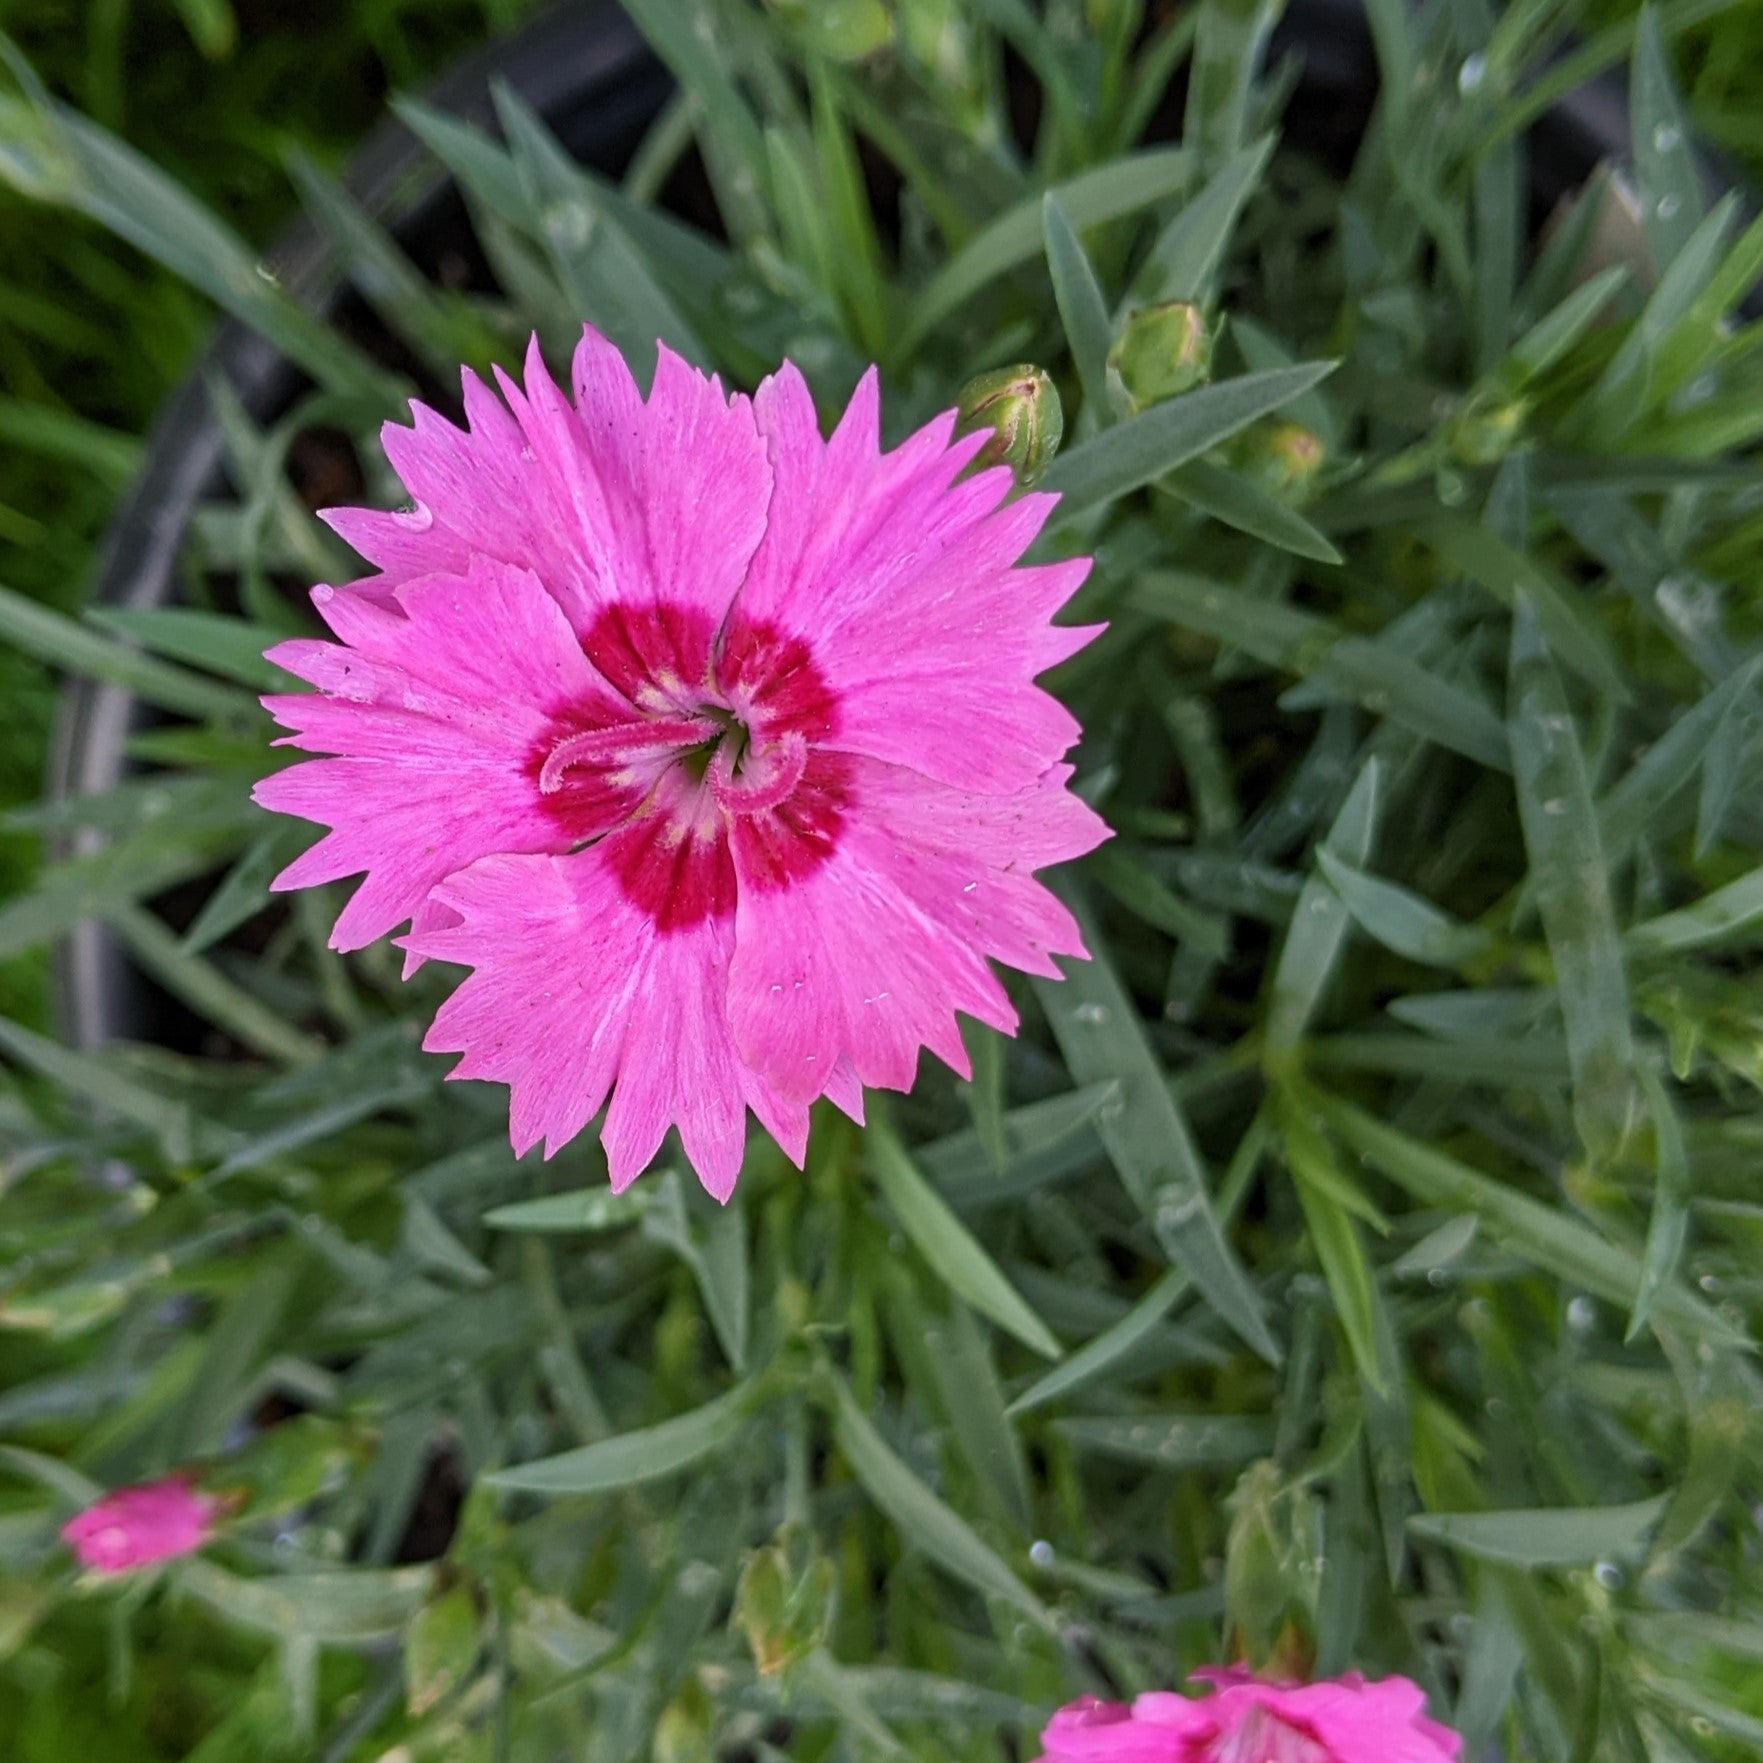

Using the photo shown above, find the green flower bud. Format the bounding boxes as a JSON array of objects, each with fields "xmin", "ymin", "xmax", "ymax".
[
  {"xmin": 765, "ymin": 0, "xmax": 893, "ymax": 61},
  {"xmin": 1223, "ymin": 1461, "xmax": 1323, "ymax": 1669},
  {"xmin": 1448, "ymin": 390, "xmax": 1529, "ymax": 465},
  {"xmin": 654, "ymin": 1679, "xmax": 715, "ymax": 1763},
  {"xmin": 405, "ymin": 1573, "xmax": 483, "ymax": 1717},
  {"xmin": 1109, "ymin": 301, "xmax": 1213, "ymax": 409},
  {"xmin": 733, "ymin": 1523, "xmax": 836, "ymax": 1677},
  {"xmin": 953, "ymin": 364, "xmax": 1064, "ymax": 483},
  {"xmin": 1225, "ymin": 418, "xmax": 1328, "ymax": 501}
]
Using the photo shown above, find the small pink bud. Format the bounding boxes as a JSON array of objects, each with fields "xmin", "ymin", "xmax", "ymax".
[{"xmin": 61, "ymin": 1476, "xmax": 217, "ymax": 1575}]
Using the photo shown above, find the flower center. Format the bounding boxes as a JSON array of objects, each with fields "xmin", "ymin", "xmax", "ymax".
[
  {"xmin": 538, "ymin": 704, "xmax": 804, "ymax": 820},
  {"xmin": 529, "ymin": 602, "xmax": 847, "ymax": 932}
]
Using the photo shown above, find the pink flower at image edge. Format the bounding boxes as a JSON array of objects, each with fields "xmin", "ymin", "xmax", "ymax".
[
  {"xmin": 255, "ymin": 329, "xmax": 1108, "ymax": 1195},
  {"xmin": 1037, "ymin": 1672, "xmax": 1462, "ymax": 1763},
  {"xmin": 61, "ymin": 1477, "xmax": 216, "ymax": 1574}
]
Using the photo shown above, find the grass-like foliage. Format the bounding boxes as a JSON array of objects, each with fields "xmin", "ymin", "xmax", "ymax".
[{"xmin": 3, "ymin": 1, "xmax": 1763, "ymax": 1757}]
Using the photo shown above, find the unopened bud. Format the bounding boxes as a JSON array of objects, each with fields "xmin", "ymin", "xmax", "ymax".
[
  {"xmin": 654, "ymin": 1679, "xmax": 715, "ymax": 1763},
  {"xmin": 765, "ymin": 0, "xmax": 892, "ymax": 61},
  {"xmin": 1449, "ymin": 391, "xmax": 1529, "ymax": 465},
  {"xmin": 1226, "ymin": 419, "xmax": 1327, "ymax": 501},
  {"xmin": 405, "ymin": 1573, "xmax": 483, "ymax": 1718},
  {"xmin": 733, "ymin": 1523, "xmax": 835, "ymax": 1676},
  {"xmin": 954, "ymin": 364, "xmax": 1064, "ymax": 483},
  {"xmin": 1109, "ymin": 301, "xmax": 1213, "ymax": 409}
]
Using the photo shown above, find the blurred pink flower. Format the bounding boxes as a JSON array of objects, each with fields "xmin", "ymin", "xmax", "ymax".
[
  {"xmin": 257, "ymin": 329, "xmax": 1106, "ymax": 1195},
  {"xmin": 61, "ymin": 1477, "xmax": 216, "ymax": 1575},
  {"xmin": 1036, "ymin": 1673, "xmax": 1461, "ymax": 1763}
]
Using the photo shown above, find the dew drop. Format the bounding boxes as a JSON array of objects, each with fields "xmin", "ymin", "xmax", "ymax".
[
  {"xmin": 1652, "ymin": 123, "xmax": 1682, "ymax": 153},
  {"xmin": 1073, "ymin": 1002, "xmax": 1108, "ymax": 1025},
  {"xmin": 1566, "ymin": 1295, "xmax": 1596, "ymax": 1332},
  {"xmin": 1029, "ymin": 1539, "xmax": 1056, "ymax": 1568},
  {"xmin": 1656, "ymin": 193, "xmax": 1682, "ymax": 221},
  {"xmin": 1457, "ymin": 53, "xmax": 1488, "ymax": 96},
  {"xmin": 962, "ymin": 881, "xmax": 979, "ymax": 894},
  {"xmin": 1593, "ymin": 1559, "xmax": 1623, "ymax": 1590},
  {"xmin": 1540, "ymin": 798, "xmax": 1567, "ymax": 816}
]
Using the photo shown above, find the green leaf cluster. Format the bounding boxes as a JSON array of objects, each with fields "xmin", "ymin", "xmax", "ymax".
[{"xmin": 4, "ymin": 3, "xmax": 1763, "ymax": 1760}]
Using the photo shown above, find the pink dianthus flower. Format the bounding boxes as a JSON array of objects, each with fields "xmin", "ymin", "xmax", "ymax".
[
  {"xmin": 1036, "ymin": 1673, "xmax": 1461, "ymax": 1763},
  {"xmin": 256, "ymin": 329, "xmax": 1107, "ymax": 1195},
  {"xmin": 61, "ymin": 1476, "xmax": 216, "ymax": 1574}
]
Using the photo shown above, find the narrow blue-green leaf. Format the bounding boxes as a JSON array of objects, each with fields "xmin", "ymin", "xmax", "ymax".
[
  {"xmin": 961, "ymin": 1020, "xmax": 1009, "ymax": 1177},
  {"xmin": 0, "ymin": 95, "xmax": 392, "ymax": 403},
  {"xmin": 826, "ymin": 1372, "xmax": 1053, "ymax": 1628},
  {"xmin": 1184, "ymin": 0, "xmax": 1281, "ymax": 166},
  {"xmin": 0, "ymin": 1443, "xmax": 103, "ymax": 1508},
  {"xmin": 182, "ymin": 828, "xmax": 299, "ymax": 956},
  {"xmin": 286, "ymin": 146, "xmax": 499, "ymax": 377},
  {"xmin": 0, "ymin": 1015, "xmax": 191, "ymax": 1157},
  {"xmin": 642, "ymin": 1171, "xmax": 751, "ymax": 1370},
  {"xmin": 483, "ymin": 1187, "xmax": 650, "ymax": 1234},
  {"xmin": 212, "ymin": 1065, "xmax": 434, "ymax": 1179},
  {"xmin": 1133, "ymin": 136, "xmax": 1272, "ymax": 305},
  {"xmin": 1597, "ymin": 657, "xmax": 1763, "ymax": 860},
  {"xmin": 1284, "ymin": 1109, "xmax": 1391, "ymax": 1395},
  {"xmin": 1410, "ymin": 1497, "xmax": 1667, "ymax": 1566},
  {"xmin": 494, "ymin": 84, "xmax": 708, "ymax": 375},
  {"xmin": 1631, "ymin": 5, "xmax": 1704, "ymax": 274},
  {"xmin": 1045, "ymin": 363, "xmax": 1335, "ymax": 517},
  {"xmin": 809, "ymin": 69, "xmax": 892, "ymax": 360},
  {"xmin": 1161, "ymin": 459, "xmax": 1343, "ymax": 563},
  {"xmin": 181, "ymin": 1561, "xmax": 432, "ymax": 1642},
  {"xmin": 1584, "ymin": 195, "xmax": 1736, "ymax": 439},
  {"xmin": 1508, "ymin": 602, "xmax": 1640, "ymax": 1163},
  {"xmin": 1420, "ymin": 517, "xmax": 1628, "ymax": 704},
  {"xmin": 110, "ymin": 904, "xmax": 321, "ymax": 1067},
  {"xmin": 920, "ymin": 1083, "xmax": 1115, "ymax": 1209},
  {"xmin": 1629, "ymin": 1069, "xmax": 1689, "ymax": 1342},
  {"xmin": 485, "ymin": 1379, "xmax": 756, "ymax": 1494},
  {"xmin": 1054, "ymin": 1412, "xmax": 1273, "ymax": 1468},
  {"xmin": 1036, "ymin": 887, "xmax": 1278, "ymax": 1363},
  {"xmin": 1266, "ymin": 759, "xmax": 1379, "ymax": 1050},
  {"xmin": 922, "ymin": 1299, "xmax": 1033, "ymax": 1533},
  {"xmin": 1006, "ymin": 1267, "xmax": 1187, "ymax": 1417},
  {"xmin": 1317, "ymin": 849, "xmax": 1495, "ymax": 969},
  {"xmin": 90, "ymin": 607, "xmax": 292, "ymax": 691},
  {"xmin": 1042, "ymin": 193, "xmax": 1112, "ymax": 415},
  {"xmin": 1501, "ymin": 265, "xmax": 1627, "ymax": 385},
  {"xmin": 1130, "ymin": 571, "xmax": 1510, "ymax": 770},
  {"xmin": 1472, "ymin": 137, "xmax": 1521, "ymax": 371},
  {"xmin": 0, "ymin": 395, "xmax": 140, "ymax": 482},
  {"xmin": 0, "ymin": 582, "xmax": 252, "ymax": 722},
  {"xmin": 1628, "ymin": 862, "xmax": 1763, "ymax": 954},
  {"xmin": 1320, "ymin": 1098, "xmax": 1744, "ymax": 1348},
  {"xmin": 617, "ymin": 0, "xmax": 770, "ymax": 241},
  {"xmin": 896, "ymin": 149, "xmax": 1190, "ymax": 355},
  {"xmin": 870, "ymin": 1117, "xmax": 1060, "ymax": 1360},
  {"xmin": 1694, "ymin": 697, "xmax": 1742, "ymax": 856}
]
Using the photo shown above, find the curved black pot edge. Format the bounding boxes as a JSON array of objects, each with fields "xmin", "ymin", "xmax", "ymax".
[
  {"xmin": 47, "ymin": 0, "xmax": 664, "ymax": 1050},
  {"xmin": 47, "ymin": 0, "xmax": 1752, "ymax": 1052}
]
